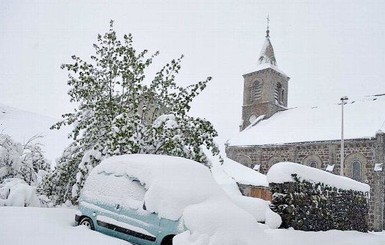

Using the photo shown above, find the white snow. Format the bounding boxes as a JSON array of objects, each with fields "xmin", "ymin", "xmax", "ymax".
[
  {"xmin": 244, "ymin": 63, "xmax": 289, "ymax": 78},
  {"xmin": 0, "ymin": 207, "xmax": 130, "ymax": 245},
  {"xmin": 1, "ymin": 206, "xmax": 385, "ymax": 245},
  {"xmin": 0, "ymin": 178, "xmax": 40, "ymax": 207},
  {"xmin": 221, "ymin": 157, "xmax": 269, "ymax": 187},
  {"xmin": 265, "ymin": 206, "xmax": 283, "ymax": 229},
  {"xmin": 229, "ymin": 95, "xmax": 385, "ymax": 146},
  {"xmin": 152, "ymin": 114, "xmax": 179, "ymax": 129},
  {"xmin": 374, "ymin": 163, "xmax": 383, "ymax": 172},
  {"xmin": 90, "ymin": 154, "xmax": 223, "ymax": 221},
  {"xmin": 0, "ymin": 103, "xmax": 71, "ymax": 163},
  {"xmin": 267, "ymin": 162, "xmax": 370, "ymax": 193},
  {"xmin": 85, "ymin": 154, "xmax": 265, "ymax": 245},
  {"xmin": 326, "ymin": 164, "xmax": 335, "ymax": 172},
  {"xmin": 176, "ymin": 198, "xmax": 260, "ymax": 245},
  {"xmin": 211, "ymin": 162, "xmax": 279, "ymax": 228}
]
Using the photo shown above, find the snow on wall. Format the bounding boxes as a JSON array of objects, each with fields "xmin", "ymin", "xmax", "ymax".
[
  {"xmin": 267, "ymin": 162, "xmax": 370, "ymax": 193},
  {"xmin": 229, "ymin": 95, "xmax": 385, "ymax": 146}
]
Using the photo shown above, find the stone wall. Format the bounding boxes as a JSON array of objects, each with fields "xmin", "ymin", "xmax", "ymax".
[
  {"xmin": 226, "ymin": 133, "xmax": 385, "ymax": 231},
  {"xmin": 270, "ymin": 177, "xmax": 369, "ymax": 232}
]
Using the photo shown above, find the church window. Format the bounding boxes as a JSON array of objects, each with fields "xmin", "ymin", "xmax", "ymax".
[
  {"xmin": 274, "ymin": 83, "xmax": 283, "ymax": 104},
  {"xmin": 252, "ymin": 80, "xmax": 262, "ymax": 101},
  {"xmin": 308, "ymin": 160, "xmax": 317, "ymax": 168},
  {"xmin": 352, "ymin": 160, "xmax": 362, "ymax": 182}
]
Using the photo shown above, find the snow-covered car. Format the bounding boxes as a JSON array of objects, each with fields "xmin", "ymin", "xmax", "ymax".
[{"xmin": 75, "ymin": 154, "xmax": 188, "ymax": 245}]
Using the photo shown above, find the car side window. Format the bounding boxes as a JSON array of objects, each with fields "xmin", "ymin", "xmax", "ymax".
[{"xmin": 83, "ymin": 173, "xmax": 146, "ymax": 209}]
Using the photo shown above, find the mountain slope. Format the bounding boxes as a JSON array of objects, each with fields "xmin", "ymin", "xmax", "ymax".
[{"xmin": 0, "ymin": 103, "xmax": 71, "ymax": 164}]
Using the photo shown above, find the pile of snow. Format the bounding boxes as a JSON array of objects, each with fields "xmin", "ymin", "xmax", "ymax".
[
  {"xmin": 211, "ymin": 162, "xmax": 280, "ymax": 228},
  {"xmin": 211, "ymin": 164, "xmax": 242, "ymax": 196},
  {"xmin": 267, "ymin": 162, "xmax": 370, "ymax": 193},
  {"xmin": 221, "ymin": 157, "xmax": 268, "ymax": 187},
  {"xmin": 229, "ymin": 95, "xmax": 385, "ymax": 146},
  {"xmin": 84, "ymin": 154, "xmax": 263, "ymax": 245},
  {"xmin": 0, "ymin": 103, "xmax": 71, "ymax": 163},
  {"xmin": 2, "ymin": 207, "xmax": 385, "ymax": 245},
  {"xmin": 0, "ymin": 207, "xmax": 129, "ymax": 245},
  {"xmin": 0, "ymin": 178, "xmax": 40, "ymax": 207}
]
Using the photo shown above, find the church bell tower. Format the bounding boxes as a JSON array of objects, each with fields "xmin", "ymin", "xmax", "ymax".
[{"xmin": 240, "ymin": 19, "xmax": 290, "ymax": 131}]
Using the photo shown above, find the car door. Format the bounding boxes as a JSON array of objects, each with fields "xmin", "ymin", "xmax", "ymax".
[{"xmin": 117, "ymin": 179, "xmax": 160, "ymax": 245}]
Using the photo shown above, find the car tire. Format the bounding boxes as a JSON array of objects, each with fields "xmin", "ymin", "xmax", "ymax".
[
  {"xmin": 161, "ymin": 235, "xmax": 174, "ymax": 245},
  {"xmin": 79, "ymin": 217, "xmax": 95, "ymax": 230}
]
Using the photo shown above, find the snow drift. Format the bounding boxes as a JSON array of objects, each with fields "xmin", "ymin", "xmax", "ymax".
[{"xmin": 83, "ymin": 154, "xmax": 263, "ymax": 245}]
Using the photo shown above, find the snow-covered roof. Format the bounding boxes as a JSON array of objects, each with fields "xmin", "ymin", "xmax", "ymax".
[
  {"xmin": 229, "ymin": 95, "xmax": 385, "ymax": 146},
  {"xmin": 258, "ymin": 37, "xmax": 276, "ymax": 66},
  {"xmin": 221, "ymin": 158, "xmax": 268, "ymax": 187},
  {"xmin": 267, "ymin": 162, "xmax": 370, "ymax": 193},
  {"xmin": 243, "ymin": 63, "xmax": 288, "ymax": 78}
]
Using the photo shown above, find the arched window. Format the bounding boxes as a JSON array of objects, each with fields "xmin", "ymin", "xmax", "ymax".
[
  {"xmin": 274, "ymin": 83, "xmax": 283, "ymax": 104},
  {"xmin": 302, "ymin": 154, "xmax": 322, "ymax": 169},
  {"xmin": 235, "ymin": 154, "xmax": 253, "ymax": 168},
  {"xmin": 308, "ymin": 160, "xmax": 318, "ymax": 168},
  {"xmin": 252, "ymin": 80, "xmax": 262, "ymax": 102},
  {"xmin": 352, "ymin": 160, "xmax": 362, "ymax": 182},
  {"xmin": 344, "ymin": 153, "xmax": 367, "ymax": 183}
]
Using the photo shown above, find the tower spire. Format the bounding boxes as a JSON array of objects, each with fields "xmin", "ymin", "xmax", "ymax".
[
  {"xmin": 266, "ymin": 14, "xmax": 270, "ymax": 38},
  {"xmin": 258, "ymin": 14, "xmax": 276, "ymax": 65}
]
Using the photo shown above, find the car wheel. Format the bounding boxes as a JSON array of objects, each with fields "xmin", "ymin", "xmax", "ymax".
[
  {"xmin": 79, "ymin": 217, "xmax": 95, "ymax": 230},
  {"xmin": 161, "ymin": 235, "xmax": 175, "ymax": 245}
]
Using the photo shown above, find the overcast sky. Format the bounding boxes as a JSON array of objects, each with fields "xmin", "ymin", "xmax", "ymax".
[{"xmin": 1, "ymin": 0, "xmax": 385, "ymax": 151}]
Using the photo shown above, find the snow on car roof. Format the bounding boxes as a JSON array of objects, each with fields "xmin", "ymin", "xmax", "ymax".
[{"xmin": 92, "ymin": 154, "xmax": 225, "ymax": 221}]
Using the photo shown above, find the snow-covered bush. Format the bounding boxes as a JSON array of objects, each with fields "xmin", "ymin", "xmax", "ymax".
[
  {"xmin": 268, "ymin": 162, "xmax": 369, "ymax": 232},
  {"xmin": 44, "ymin": 21, "xmax": 221, "ymax": 205},
  {"xmin": 0, "ymin": 178, "xmax": 40, "ymax": 207},
  {"xmin": 37, "ymin": 142, "xmax": 83, "ymax": 206},
  {"xmin": 0, "ymin": 134, "xmax": 50, "ymax": 185}
]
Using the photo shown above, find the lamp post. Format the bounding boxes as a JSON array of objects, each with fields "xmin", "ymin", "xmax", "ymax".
[{"xmin": 340, "ymin": 96, "xmax": 348, "ymax": 176}]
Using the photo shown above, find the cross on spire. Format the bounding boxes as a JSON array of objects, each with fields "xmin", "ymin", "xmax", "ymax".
[{"xmin": 266, "ymin": 14, "xmax": 270, "ymax": 38}]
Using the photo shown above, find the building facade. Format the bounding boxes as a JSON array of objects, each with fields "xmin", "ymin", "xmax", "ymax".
[{"xmin": 226, "ymin": 27, "xmax": 385, "ymax": 231}]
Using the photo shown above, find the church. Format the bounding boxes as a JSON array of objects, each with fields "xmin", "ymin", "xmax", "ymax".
[{"xmin": 225, "ymin": 25, "xmax": 385, "ymax": 231}]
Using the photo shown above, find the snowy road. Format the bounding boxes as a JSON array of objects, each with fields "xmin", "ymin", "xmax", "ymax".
[
  {"xmin": 1, "ymin": 207, "xmax": 385, "ymax": 245},
  {"xmin": 0, "ymin": 207, "xmax": 129, "ymax": 245}
]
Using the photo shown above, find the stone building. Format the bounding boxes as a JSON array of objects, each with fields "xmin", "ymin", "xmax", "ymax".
[{"xmin": 226, "ymin": 27, "xmax": 385, "ymax": 231}]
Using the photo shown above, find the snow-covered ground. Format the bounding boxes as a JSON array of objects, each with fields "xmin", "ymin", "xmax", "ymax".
[
  {"xmin": 0, "ymin": 103, "xmax": 70, "ymax": 164},
  {"xmin": 0, "ymin": 207, "xmax": 129, "ymax": 245},
  {"xmin": 1, "ymin": 207, "xmax": 384, "ymax": 245}
]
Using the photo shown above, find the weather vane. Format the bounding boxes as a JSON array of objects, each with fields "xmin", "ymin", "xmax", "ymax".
[{"xmin": 266, "ymin": 14, "xmax": 270, "ymax": 38}]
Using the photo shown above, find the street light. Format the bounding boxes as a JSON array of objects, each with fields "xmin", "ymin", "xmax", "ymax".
[{"xmin": 340, "ymin": 96, "xmax": 348, "ymax": 176}]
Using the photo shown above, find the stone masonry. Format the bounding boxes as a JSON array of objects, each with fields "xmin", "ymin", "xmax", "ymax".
[{"xmin": 226, "ymin": 133, "xmax": 385, "ymax": 231}]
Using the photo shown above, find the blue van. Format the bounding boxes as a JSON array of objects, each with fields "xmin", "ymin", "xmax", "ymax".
[{"xmin": 75, "ymin": 155, "xmax": 185, "ymax": 245}]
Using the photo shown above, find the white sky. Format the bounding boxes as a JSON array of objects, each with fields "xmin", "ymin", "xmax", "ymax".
[{"xmin": 1, "ymin": 0, "xmax": 385, "ymax": 151}]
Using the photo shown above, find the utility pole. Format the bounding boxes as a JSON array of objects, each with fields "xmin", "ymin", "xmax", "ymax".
[{"xmin": 340, "ymin": 96, "xmax": 348, "ymax": 176}]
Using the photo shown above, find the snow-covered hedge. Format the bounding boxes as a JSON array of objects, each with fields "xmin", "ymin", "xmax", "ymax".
[
  {"xmin": 267, "ymin": 162, "xmax": 369, "ymax": 232},
  {"xmin": 0, "ymin": 178, "xmax": 41, "ymax": 207}
]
